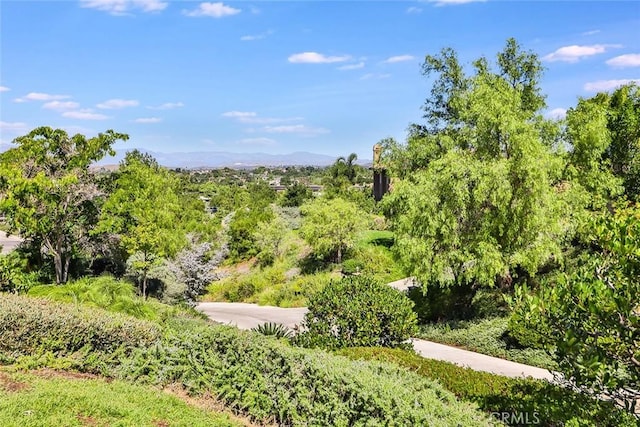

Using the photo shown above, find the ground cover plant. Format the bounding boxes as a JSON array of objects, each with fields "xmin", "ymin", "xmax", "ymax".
[
  {"xmin": 337, "ymin": 347, "xmax": 638, "ymax": 427},
  {"xmin": 0, "ymin": 368, "xmax": 239, "ymax": 427}
]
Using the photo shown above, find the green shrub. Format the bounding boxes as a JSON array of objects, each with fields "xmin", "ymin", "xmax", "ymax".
[
  {"xmin": 341, "ymin": 258, "xmax": 364, "ymax": 275},
  {"xmin": 0, "ymin": 252, "xmax": 41, "ymax": 294},
  {"xmin": 407, "ymin": 283, "xmax": 477, "ymax": 322},
  {"xmin": 0, "ymin": 294, "xmax": 160, "ymax": 361},
  {"xmin": 251, "ymin": 322, "xmax": 292, "ymax": 339},
  {"xmin": 295, "ymin": 276, "xmax": 418, "ymax": 349},
  {"xmin": 116, "ymin": 319, "xmax": 491, "ymax": 426},
  {"xmin": 338, "ymin": 347, "xmax": 637, "ymax": 427}
]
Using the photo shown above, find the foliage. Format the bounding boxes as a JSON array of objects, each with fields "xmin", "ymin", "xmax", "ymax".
[
  {"xmin": 227, "ymin": 205, "xmax": 274, "ymax": 260},
  {"xmin": 418, "ymin": 317, "xmax": 556, "ymax": 370},
  {"xmin": 0, "ymin": 293, "xmax": 160, "ymax": 362},
  {"xmin": 510, "ymin": 202, "xmax": 640, "ymax": 413},
  {"xmin": 295, "ymin": 276, "xmax": 418, "ymax": 349},
  {"xmin": 280, "ymin": 181, "xmax": 313, "ymax": 207},
  {"xmin": 299, "ymin": 197, "xmax": 367, "ymax": 263},
  {"xmin": 338, "ymin": 347, "xmax": 637, "ymax": 427},
  {"xmin": 253, "ymin": 214, "xmax": 288, "ymax": 266},
  {"xmin": 114, "ymin": 319, "xmax": 491, "ymax": 426},
  {"xmin": 0, "ymin": 127, "xmax": 128, "ymax": 283},
  {"xmin": 383, "ymin": 40, "xmax": 565, "ymax": 290},
  {"xmin": 0, "ymin": 251, "xmax": 41, "ymax": 294},
  {"xmin": 251, "ymin": 322, "xmax": 293, "ymax": 339},
  {"xmin": 0, "ymin": 369, "xmax": 238, "ymax": 427}
]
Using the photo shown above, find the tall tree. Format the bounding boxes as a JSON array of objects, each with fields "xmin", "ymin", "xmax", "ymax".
[{"xmin": 0, "ymin": 127, "xmax": 128, "ymax": 283}]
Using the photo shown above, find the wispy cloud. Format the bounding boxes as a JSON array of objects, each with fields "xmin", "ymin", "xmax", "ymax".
[
  {"xmin": 222, "ymin": 111, "xmax": 303, "ymax": 125},
  {"xmin": 581, "ymin": 29, "xmax": 601, "ymax": 36},
  {"xmin": 147, "ymin": 102, "xmax": 184, "ymax": 110},
  {"xmin": 238, "ymin": 137, "xmax": 276, "ymax": 145},
  {"xmin": 240, "ymin": 29, "xmax": 274, "ymax": 41},
  {"xmin": 542, "ymin": 44, "xmax": 622, "ymax": 63},
  {"xmin": 383, "ymin": 55, "xmax": 415, "ymax": 64},
  {"xmin": 288, "ymin": 52, "xmax": 351, "ymax": 64},
  {"xmin": 545, "ymin": 108, "xmax": 567, "ymax": 120},
  {"xmin": 0, "ymin": 121, "xmax": 29, "ymax": 132},
  {"xmin": 62, "ymin": 109, "xmax": 110, "ymax": 120},
  {"xmin": 406, "ymin": 6, "xmax": 422, "ymax": 14},
  {"xmin": 42, "ymin": 101, "xmax": 80, "ymax": 111},
  {"xmin": 15, "ymin": 92, "xmax": 71, "ymax": 102},
  {"xmin": 606, "ymin": 54, "xmax": 640, "ymax": 68},
  {"xmin": 133, "ymin": 117, "xmax": 162, "ymax": 123},
  {"xmin": 0, "ymin": 86, "xmax": 10, "ymax": 92},
  {"xmin": 79, "ymin": 0, "xmax": 168, "ymax": 15},
  {"xmin": 183, "ymin": 2, "xmax": 241, "ymax": 18},
  {"xmin": 96, "ymin": 98, "xmax": 139, "ymax": 109},
  {"xmin": 584, "ymin": 79, "xmax": 640, "ymax": 92},
  {"xmin": 360, "ymin": 73, "xmax": 391, "ymax": 80},
  {"xmin": 338, "ymin": 62, "xmax": 365, "ymax": 71},
  {"xmin": 262, "ymin": 124, "xmax": 329, "ymax": 136},
  {"xmin": 426, "ymin": 0, "xmax": 486, "ymax": 6}
]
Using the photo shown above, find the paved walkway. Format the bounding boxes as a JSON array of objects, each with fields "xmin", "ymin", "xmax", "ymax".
[
  {"xmin": 0, "ymin": 232, "xmax": 22, "ymax": 254},
  {"xmin": 196, "ymin": 301, "xmax": 556, "ymax": 381}
]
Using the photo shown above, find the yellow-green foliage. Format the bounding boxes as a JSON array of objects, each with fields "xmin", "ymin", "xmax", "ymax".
[
  {"xmin": 0, "ymin": 369, "xmax": 238, "ymax": 427},
  {"xmin": 0, "ymin": 294, "xmax": 160, "ymax": 361},
  {"xmin": 338, "ymin": 347, "xmax": 637, "ymax": 427}
]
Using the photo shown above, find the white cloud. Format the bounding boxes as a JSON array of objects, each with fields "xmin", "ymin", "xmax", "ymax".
[
  {"xmin": 383, "ymin": 55, "xmax": 415, "ymax": 64},
  {"xmin": 62, "ymin": 109, "xmax": 109, "ymax": 120},
  {"xmin": 222, "ymin": 111, "xmax": 302, "ymax": 124},
  {"xmin": 238, "ymin": 137, "xmax": 276, "ymax": 145},
  {"xmin": 79, "ymin": 0, "xmax": 168, "ymax": 15},
  {"xmin": 338, "ymin": 62, "xmax": 365, "ymax": 71},
  {"xmin": 133, "ymin": 117, "xmax": 162, "ymax": 123},
  {"xmin": 360, "ymin": 73, "xmax": 391, "ymax": 80},
  {"xmin": 0, "ymin": 86, "xmax": 10, "ymax": 92},
  {"xmin": 183, "ymin": 2, "xmax": 241, "ymax": 18},
  {"xmin": 606, "ymin": 54, "xmax": 640, "ymax": 68},
  {"xmin": 0, "ymin": 121, "xmax": 28, "ymax": 132},
  {"xmin": 406, "ymin": 6, "xmax": 422, "ymax": 14},
  {"xmin": 546, "ymin": 108, "xmax": 567, "ymax": 120},
  {"xmin": 427, "ymin": 0, "xmax": 485, "ymax": 5},
  {"xmin": 240, "ymin": 29, "xmax": 273, "ymax": 41},
  {"xmin": 147, "ymin": 102, "xmax": 184, "ymax": 110},
  {"xmin": 542, "ymin": 44, "xmax": 622, "ymax": 63},
  {"xmin": 262, "ymin": 124, "xmax": 329, "ymax": 136},
  {"xmin": 584, "ymin": 79, "xmax": 640, "ymax": 92},
  {"xmin": 288, "ymin": 52, "xmax": 351, "ymax": 64},
  {"xmin": 96, "ymin": 98, "xmax": 139, "ymax": 109},
  {"xmin": 15, "ymin": 92, "xmax": 71, "ymax": 102},
  {"xmin": 581, "ymin": 29, "xmax": 601, "ymax": 36},
  {"xmin": 42, "ymin": 101, "xmax": 80, "ymax": 111}
]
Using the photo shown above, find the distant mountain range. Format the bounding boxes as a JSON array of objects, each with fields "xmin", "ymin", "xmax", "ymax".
[{"xmin": 95, "ymin": 149, "xmax": 371, "ymax": 169}]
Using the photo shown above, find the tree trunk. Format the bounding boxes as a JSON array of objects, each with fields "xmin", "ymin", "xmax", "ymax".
[{"xmin": 142, "ymin": 274, "xmax": 148, "ymax": 299}]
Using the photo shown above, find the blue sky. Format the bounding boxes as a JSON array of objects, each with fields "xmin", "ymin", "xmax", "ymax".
[{"xmin": 1, "ymin": 1, "xmax": 639, "ymax": 159}]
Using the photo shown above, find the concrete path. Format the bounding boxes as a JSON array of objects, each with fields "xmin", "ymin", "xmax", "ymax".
[
  {"xmin": 196, "ymin": 301, "xmax": 556, "ymax": 380},
  {"xmin": 0, "ymin": 232, "xmax": 22, "ymax": 254}
]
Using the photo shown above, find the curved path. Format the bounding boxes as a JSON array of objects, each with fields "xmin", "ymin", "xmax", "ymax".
[
  {"xmin": 196, "ymin": 301, "xmax": 555, "ymax": 381},
  {"xmin": 0, "ymin": 232, "xmax": 22, "ymax": 254}
]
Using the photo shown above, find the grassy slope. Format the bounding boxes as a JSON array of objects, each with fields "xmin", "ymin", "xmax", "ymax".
[{"xmin": 0, "ymin": 369, "xmax": 239, "ymax": 427}]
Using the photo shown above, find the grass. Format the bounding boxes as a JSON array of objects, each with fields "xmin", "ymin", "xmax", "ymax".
[
  {"xmin": 0, "ymin": 368, "xmax": 240, "ymax": 427},
  {"xmin": 418, "ymin": 317, "xmax": 557, "ymax": 370},
  {"xmin": 337, "ymin": 347, "xmax": 638, "ymax": 427}
]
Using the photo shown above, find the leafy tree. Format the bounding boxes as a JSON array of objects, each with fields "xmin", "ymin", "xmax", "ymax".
[
  {"xmin": 0, "ymin": 127, "xmax": 128, "ymax": 283},
  {"xmin": 295, "ymin": 276, "xmax": 418, "ymax": 349},
  {"xmin": 299, "ymin": 197, "xmax": 367, "ymax": 263},
  {"xmin": 509, "ymin": 203, "xmax": 640, "ymax": 414},
  {"xmin": 96, "ymin": 150, "xmax": 186, "ymax": 297},
  {"xmin": 384, "ymin": 41, "xmax": 564, "ymax": 289},
  {"xmin": 280, "ymin": 182, "xmax": 313, "ymax": 207},
  {"xmin": 254, "ymin": 214, "xmax": 288, "ymax": 266}
]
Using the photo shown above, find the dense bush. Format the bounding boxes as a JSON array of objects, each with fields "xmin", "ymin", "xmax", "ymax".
[
  {"xmin": 116, "ymin": 319, "xmax": 491, "ymax": 426},
  {"xmin": 338, "ymin": 347, "xmax": 638, "ymax": 427},
  {"xmin": 0, "ymin": 294, "xmax": 160, "ymax": 361},
  {"xmin": 295, "ymin": 276, "xmax": 418, "ymax": 349}
]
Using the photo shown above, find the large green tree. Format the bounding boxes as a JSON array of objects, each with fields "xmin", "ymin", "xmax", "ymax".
[
  {"xmin": 0, "ymin": 127, "xmax": 128, "ymax": 283},
  {"xmin": 383, "ymin": 39, "xmax": 565, "ymax": 289}
]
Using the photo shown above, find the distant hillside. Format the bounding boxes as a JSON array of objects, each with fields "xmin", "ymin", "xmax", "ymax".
[{"xmin": 95, "ymin": 149, "xmax": 370, "ymax": 169}]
